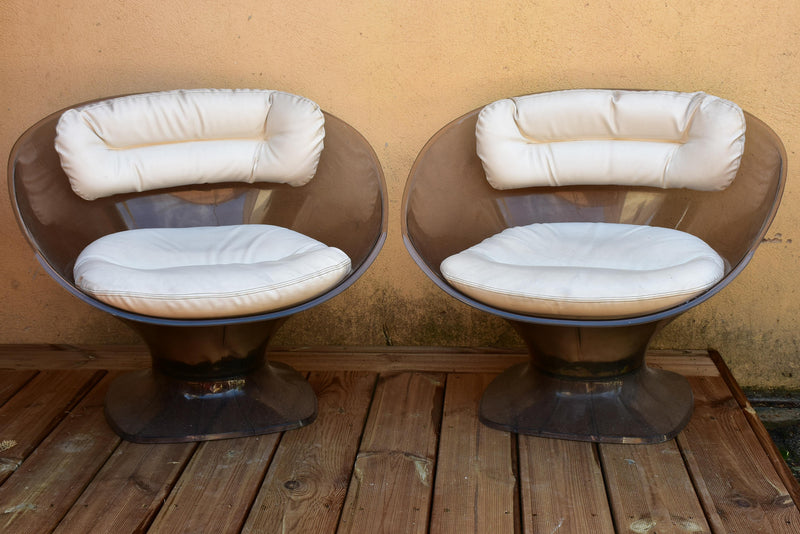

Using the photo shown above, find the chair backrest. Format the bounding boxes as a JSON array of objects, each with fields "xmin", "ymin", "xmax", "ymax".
[
  {"xmin": 476, "ymin": 90, "xmax": 746, "ymax": 191},
  {"xmin": 55, "ymin": 89, "xmax": 325, "ymax": 200},
  {"xmin": 9, "ymin": 92, "xmax": 387, "ymax": 322},
  {"xmin": 402, "ymin": 91, "xmax": 785, "ymax": 322}
]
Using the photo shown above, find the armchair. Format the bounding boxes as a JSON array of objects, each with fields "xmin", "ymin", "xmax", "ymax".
[
  {"xmin": 9, "ymin": 89, "xmax": 387, "ymax": 442},
  {"xmin": 402, "ymin": 89, "xmax": 785, "ymax": 443}
]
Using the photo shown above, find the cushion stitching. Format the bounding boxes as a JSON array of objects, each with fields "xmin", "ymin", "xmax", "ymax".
[{"xmin": 81, "ymin": 259, "xmax": 351, "ymax": 301}]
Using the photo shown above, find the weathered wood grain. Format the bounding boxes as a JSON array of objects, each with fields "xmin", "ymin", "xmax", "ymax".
[
  {"xmin": 242, "ymin": 371, "xmax": 377, "ymax": 533},
  {"xmin": 709, "ymin": 349, "xmax": 800, "ymax": 507},
  {"xmin": 54, "ymin": 440, "xmax": 196, "ymax": 533},
  {"xmin": 338, "ymin": 371, "xmax": 445, "ymax": 534},
  {"xmin": 0, "ymin": 370, "xmax": 36, "ymax": 406},
  {"xmin": 0, "ymin": 373, "xmax": 119, "ymax": 533},
  {"xmin": 600, "ymin": 440, "xmax": 711, "ymax": 533},
  {"xmin": 429, "ymin": 373, "xmax": 517, "ymax": 533},
  {"xmin": 147, "ymin": 434, "xmax": 280, "ymax": 533},
  {"xmin": 679, "ymin": 376, "xmax": 800, "ymax": 533},
  {"xmin": 0, "ymin": 369, "xmax": 103, "ymax": 484},
  {"xmin": 519, "ymin": 436, "xmax": 615, "ymax": 533},
  {"xmin": 0, "ymin": 344, "xmax": 714, "ymax": 375},
  {"xmin": 0, "ymin": 346, "xmax": 796, "ymax": 533}
]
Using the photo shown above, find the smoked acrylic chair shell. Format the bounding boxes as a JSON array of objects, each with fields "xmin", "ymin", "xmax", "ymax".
[
  {"xmin": 401, "ymin": 89, "xmax": 786, "ymax": 444},
  {"xmin": 8, "ymin": 90, "xmax": 388, "ymax": 443}
]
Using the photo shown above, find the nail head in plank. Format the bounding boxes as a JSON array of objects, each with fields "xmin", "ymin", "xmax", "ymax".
[{"xmin": 242, "ymin": 371, "xmax": 377, "ymax": 533}]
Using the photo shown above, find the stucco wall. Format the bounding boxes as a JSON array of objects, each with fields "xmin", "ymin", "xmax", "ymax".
[{"xmin": 1, "ymin": 1, "xmax": 798, "ymax": 388}]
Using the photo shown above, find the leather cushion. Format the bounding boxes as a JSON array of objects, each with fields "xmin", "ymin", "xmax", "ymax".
[
  {"xmin": 73, "ymin": 225, "xmax": 351, "ymax": 319},
  {"xmin": 476, "ymin": 90, "xmax": 745, "ymax": 191},
  {"xmin": 440, "ymin": 222, "xmax": 725, "ymax": 319},
  {"xmin": 55, "ymin": 89, "xmax": 325, "ymax": 200}
]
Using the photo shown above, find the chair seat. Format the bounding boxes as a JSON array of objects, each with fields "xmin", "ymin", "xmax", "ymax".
[
  {"xmin": 74, "ymin": 224, "xmax": 351, "ymax": 319},
  {"xmin": 440, "ymin": 222, "xmax": 725, "ymax": 319}
]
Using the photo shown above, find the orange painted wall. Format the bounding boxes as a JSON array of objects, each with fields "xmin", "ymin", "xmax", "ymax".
[{"xmin": 1, "ymin": 1, "xmax": 798, "ymax": 388}]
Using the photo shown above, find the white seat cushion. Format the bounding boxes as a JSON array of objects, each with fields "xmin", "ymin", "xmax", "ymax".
[
  {"xmin": 73, "ymin": 225, "xmax": 351, "ymax": 319},
  {"xmin": 440, "ymin": 222, "xmax": 725, "ymax": 319}
]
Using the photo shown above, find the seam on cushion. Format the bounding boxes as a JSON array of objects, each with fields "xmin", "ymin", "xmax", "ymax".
[
  {"xmin": 543, "ymin": 144, "xmax": 557, "ymax": 186},
  {"xmin": 250, "ymin": 92, "xmax": 274, "ymax": 182},
  {"xmin": 509, "ymin": 99, "xmax": 539, "ymax": 143},
  {"xmin": 508, "ymin": 91, "xmax": 717, "ymax": 145},
  {"xmin": 680, "ymin": 93, "xmax": 704, "ymax": 143},
  {"xmin": 76, "ymin": 244, "xmax": 332, "ymax": 271},
  {"xmin": 84, "ymin": 258, "xmax": 350, "ymax": 301},
  {"xmin": 608, "ymin": 90, "xmax": 620, "ymax": 137},
  {"xmin": 451, "ymin": 250, "xmax": 722, "ymax": 273},
  {"xmin": 75, "ymin": 90, "xmax": 275, "ymax": 149},
  {"xmin": 73, "ymin": 225, "xmax": 327, "ymax": 271},
  {"xmin": 80, "ymin": 113, "xmax": 109, "ymax": 148},
  {"xmin": 662, "ymin": 143, "xmax": 680, "ymax": 188},
  {"xmin": 444, "ymin": 273, "xmax": 722, "ymax": 303}
]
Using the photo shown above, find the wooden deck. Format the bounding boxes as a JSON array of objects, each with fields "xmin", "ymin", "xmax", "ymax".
[{"xmin": 0, "ymin": 345, "xmax": 799, "ymax": 533}]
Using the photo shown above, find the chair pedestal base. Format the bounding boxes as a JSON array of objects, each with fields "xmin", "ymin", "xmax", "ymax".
[
  {"xmin": 105, "ymin": 361, "xmax": 316, "ymax": 443},
  {"xmin": 103, "ymin": 318, "xmax": 316, "ymax": 443},
  {"xmin": 478, "ymin": 319, "xmax": 693, "ymax": 444},
  {"xmin": 479, "ymin": 362, "xmax": 693, "ymax": 444}
]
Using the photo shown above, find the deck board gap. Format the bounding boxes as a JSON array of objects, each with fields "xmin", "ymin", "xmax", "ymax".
[
  {"xmin": 595, "ymin": 442, "xmax": 620, "ymax": 534},
  {"xmin": 708, "ymin": 349, "xmax": 800, "ymax": 507},
  {"xmin": 137, "ymin": 441, "xmax": 201, "ymax": 534},
  {"xmin": 512, "ymin": 433, "xmax": 522, "ymax": 534},
  {"xmin": 47, "ymin": 380, "xmax": 126, "ymax": 533},
  {"xmin": 674, "ymin": 435, "xmax": 721, "ymax": 534},
  {"xmin": 425, "ymin": 373, "xmax": 450, "ymax": 532},
  {"xmin": 0, "ymin": 369, "xmax": 108, "ymax": 487},
  {"xmin": 52, "ymin": 434, "xmax": 124, "ymax": 531},
  {"xmin": 330, "ymin": 372, "xmax": 381, "ymax": 531},
  {"xmin": 1, "ymin": 348, "xmax": 798, "ymax": 533},
  {"xmin": 0, "ymin": 370, "xmax": 39, "ymax": 409}
]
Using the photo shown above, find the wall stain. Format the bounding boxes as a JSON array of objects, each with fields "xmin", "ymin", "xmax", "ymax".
[{"xmin": 762, "ymin": 233, "xmax": 793, "ymax": 244}]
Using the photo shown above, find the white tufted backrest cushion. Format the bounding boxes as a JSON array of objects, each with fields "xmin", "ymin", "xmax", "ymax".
[
  {"xmin": 476, "ymin": 90, "xmax": 746, "ymax": 191},
  {"xmin": 55, "ymin": 89, "xmax": 325, "ymax": 200}
]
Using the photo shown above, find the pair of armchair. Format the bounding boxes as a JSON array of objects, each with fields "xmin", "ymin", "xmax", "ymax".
[{"xmin": 8, "ymin": 88, "xmax": 785, "ymax": 444}]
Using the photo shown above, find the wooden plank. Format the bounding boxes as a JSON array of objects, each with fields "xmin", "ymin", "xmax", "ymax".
[
  {"xmin": 600, "ymin": 440, "xmax": 711, "ymax": 533},
  {"xmin": 274, "ymin": 349, "xmax": 528, "ymax": 373},
  {"xmin": 242, "ymin": 371, "xmax": 377, "ymax": 533},
  {"xmin": 709, "ymin": 349, "xmax": 800, "ymax": 507},
  {"xmin": 0, "ymin": 344, "xmax": 150, "ymax": 370},
  {"xmin": 147, "ymin": 435, "xmax": 280, "ymax": 533},
  {"xmin": 338, "ymin": 371, "xmax": 445, "ymax": 534},
  {"xmin": 429, "ymin": 373, "xmax": 517, "ymax": 533},
  {"xmin": 518, "ymin": 436, "xmax": 615, "ymax": 533},
  {"xmin": 0, "ymin": 373, "xmax": 120, "ymax": 533},
  {"xmin": 53, "ymin": 441, "xmax": 196, "ymax": 533},
  {"xmin": 0, "ymin": 344, "xmax": 713, "ymax": 375},
  {"xmin": 648, "ymin": 351, "xmax": 720, "ymax": 377},
  {"xmin": 678, "ymin": 375, "xmax": 800, "ymax": 533},
  {"xmin": 0, "ymin": 370, "xmax": 37, "ymax": 406},
  {"xmin": 0, "ymin": 369, "xmax": 103, "ymax": 483}
]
